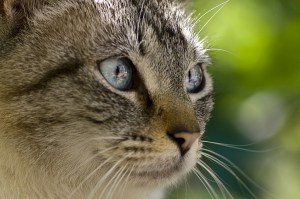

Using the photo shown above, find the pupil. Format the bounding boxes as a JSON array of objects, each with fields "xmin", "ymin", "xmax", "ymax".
[
  {"xmin": 115, "ymin": 65, "xmax": 121, "ymax": 76},
  {"xmin": 188, "ymin": 71, "xmax": 192, "ymax": 82}
]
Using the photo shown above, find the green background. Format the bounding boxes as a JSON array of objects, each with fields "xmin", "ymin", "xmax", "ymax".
[{"xmin": 168, "ymin": 0, "xmax": 300, "ymax": 199}]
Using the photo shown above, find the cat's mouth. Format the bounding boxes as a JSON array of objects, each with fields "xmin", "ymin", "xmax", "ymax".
[
  {"xmin": 129, "ymin": 154, "xmax": 197, "ymax": 184},
  {"xmin": 104, "ymin": 134, "xmax": 201, "ymax": 184}
]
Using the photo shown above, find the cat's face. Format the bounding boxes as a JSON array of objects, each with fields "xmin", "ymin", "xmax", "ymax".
[{"xmin": 0, "ymin": 0, "xmax": 213, "ymax": 190}]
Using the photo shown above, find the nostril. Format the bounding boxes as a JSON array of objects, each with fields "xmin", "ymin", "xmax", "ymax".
[
  {"xmin": 167, "ymin": 132, "xmax": 200, "ymax": 156},
  {"xmin": 175, "ymin": 137, "xmax": 185, "ymax": 146},
  {"xmin": 169, "ymin": 134, "xmax": 185, "ymax": 146}
]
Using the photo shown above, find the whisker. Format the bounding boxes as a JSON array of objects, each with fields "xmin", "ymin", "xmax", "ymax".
[
  {"xmin": 191, "ymin": 12, "xmax": 203, "ymax": 28},
  {"xmin": 202, "ymin": 151, "xmax": 257, "ymax": 199},
  {"xmin": 106, "ymin": 164, "xmax": 130, "ymax": 199},
  {"xmin": 190, "ymin": 10, "xmax": 200, "ymax": 24},
  {"xmin": 192, "ymin": 167, "xmax": 218, "ymax": 199},
  {"xmin": 206, "ymin": 48, "xmax": 236, "ymax": 56},
  {"xmin": 192, "ymin": 0, "xmax": 230, "ymax": 28},
  {"xmin": 119, "ymin": 163, "xmax": 135, "ymax": 199},
  {"xmin": 197, "ymin": 0, "xmax": 230, "ymax": 35},
  {"xmin": 98, "ymin": 163, "xmax": 128, "ymax": 199},
  {"xmin": 199, "ymin": 161, "xmax": 231, "ymax": 199},
  {"xmin": 203, "ymin": 140, "xmax": 277, "ymax": 153},
  {"xmin": 100, "ymin": 167, "xmax": 124, "ymax": 199},
  {"xmin": 64, "ymin": 146, "xmax": 117, "ymax": 180},
  {"xmin": 86, "ymin": 153, "xmax": 133, "ymax": 199},
  {"xmin": 197, "ymin": 160, "xmax": 234, "ymax": 199},
  {"xmin": 67, "ymin": 156, "xmax": 113, "ymax": 198},
  {"xmin": 203, "ymin": 148, "xmax": 272, "ymax": 198}
]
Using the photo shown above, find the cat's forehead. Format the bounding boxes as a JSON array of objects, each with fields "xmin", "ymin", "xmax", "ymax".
[
  {"xmin": 92, "ymin": 0, "xmax": 208, "ymax": 67},
  {"xmin": 30, "ymin": 0, "xmax": 208, "ymax": 71}
]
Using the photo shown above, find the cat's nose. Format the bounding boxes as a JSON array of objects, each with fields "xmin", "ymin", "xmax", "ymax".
[{"xmin": 168, "ymin": 128, "xmax": 201, "ymax": 156}]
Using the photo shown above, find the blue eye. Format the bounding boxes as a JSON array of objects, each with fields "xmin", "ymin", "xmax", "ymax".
[
  {"xmin": 185, "ymin": 64, "xmax": 204, "ymax": 93},
  {"xmin": 98, "ymin": 58, "xmax": 133, "ymax": 91}
]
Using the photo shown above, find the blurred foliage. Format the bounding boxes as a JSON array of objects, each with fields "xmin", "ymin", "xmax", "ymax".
[{"xmin": 167, "ymin": 0, "xmax": 300, "ymax": 199}]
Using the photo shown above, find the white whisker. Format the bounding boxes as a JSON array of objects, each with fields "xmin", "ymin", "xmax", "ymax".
[
  {"xmin": 119, "ymin": 163, "xmax": 135, "ymax": 199},
  {"xmin": 192, "ymin": 167, "xmax": 218, "ymax": 199},
  {"xmin": 206, "ymin": 48, "xmax": 235, "ymax": 56},
  {"xmin": 203, "ymin": 148, "xmax": 271, "ymax": 198},
  {"xmin": 203, "ymin": 140, "xmax": 277, "ymax": 153},
  {"xmin": 98, "ymin": 163, "xmax": 128, "ymax": 199},
  {"xmin": 198, "ymin": 160, "xmax": 234, "ymax": 199},
  {"xmin": 86, "ymin": 153, "xmax": 132, "ymax": 199},
  {"xmin": 68, "ymin": 157, "xmax": 113, "ymax": 198},
  {"xmin": 202, "ymin": 151, "xmax": 257, "ymax": 199},
  {"xmin": 64, "ymin": 146, "xmax": 117, "ymax": 180},
  {"xmin": 107, "ymin": 164, "xmax": 130, "ymax": 199},
  {"xmin": 197, "ymin": 0, "xmax": 229, "ymax": 35},
  {"xmin": 192, "ymin": 0, "xmax": 230, "ymax": 28}
]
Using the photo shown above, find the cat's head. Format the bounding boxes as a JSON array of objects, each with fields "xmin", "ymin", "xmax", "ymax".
[{"xmin": 0, "ymin": 0, "xmax": 213, "ymax": 190}]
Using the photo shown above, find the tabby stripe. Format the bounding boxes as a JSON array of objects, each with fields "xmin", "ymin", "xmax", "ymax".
[
  {"xmin": 129, "ymin": 0, "xmax": 188, "ymax": 53},
  {"xmin": 16, "ymin": 61, "xmax": 81, "ymax": 96}
]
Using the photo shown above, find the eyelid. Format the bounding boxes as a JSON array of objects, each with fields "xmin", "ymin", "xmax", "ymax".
[{"xmin": 187, "ymin": 62, "xmax": 203, "ymax": 72}]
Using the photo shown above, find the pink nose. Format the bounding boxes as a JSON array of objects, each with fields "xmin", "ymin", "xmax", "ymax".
[{"xmin": 168, "ymin": 132, "xmax": 200, "ymax": 156}]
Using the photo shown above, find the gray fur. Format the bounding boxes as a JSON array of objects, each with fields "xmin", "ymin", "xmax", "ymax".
[{"xmin": 0, "ymin": 0, "xmax": 214, "ymax": 198}]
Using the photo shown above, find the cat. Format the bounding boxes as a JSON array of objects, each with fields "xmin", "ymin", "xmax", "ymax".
[{"xmin": 0, "ymin": 0, "xmax": 214, "ymax": 198}]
